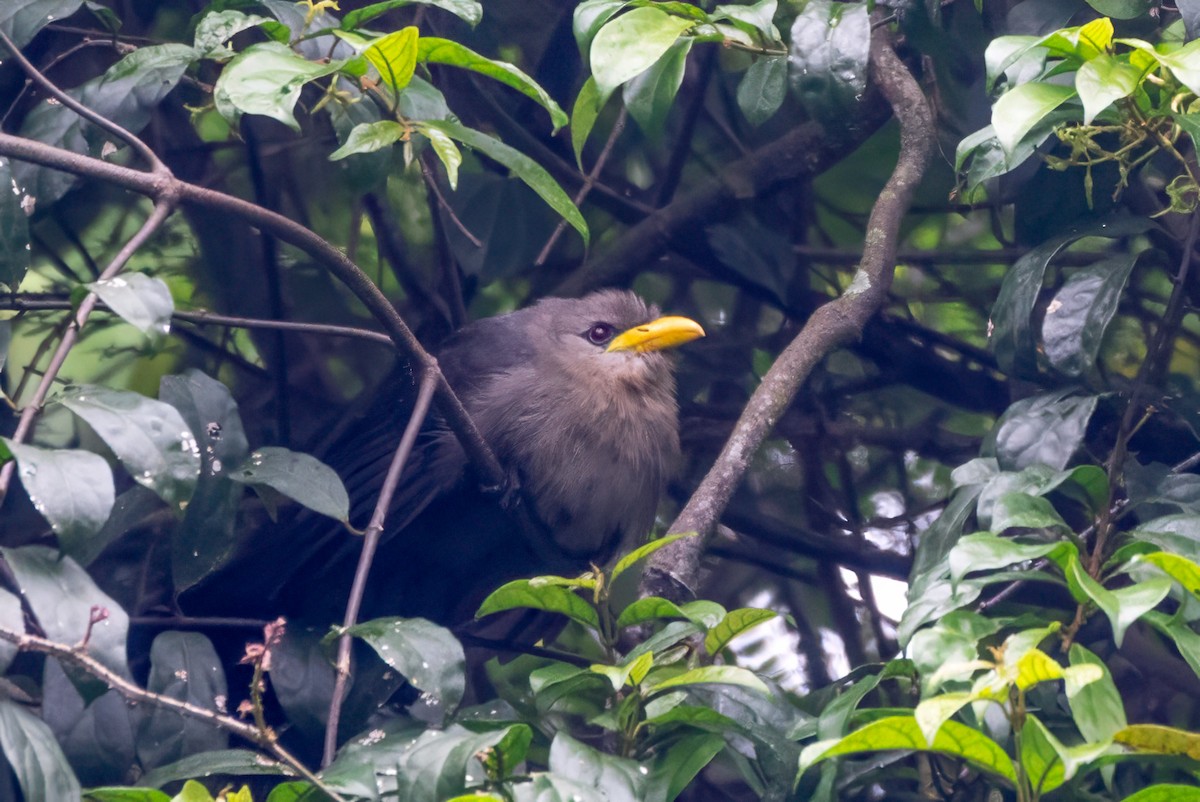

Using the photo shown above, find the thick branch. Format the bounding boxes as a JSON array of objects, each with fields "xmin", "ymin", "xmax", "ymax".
[{"xmin": 641, "ymin": 26, "xmax": 935, "ymax": 602}]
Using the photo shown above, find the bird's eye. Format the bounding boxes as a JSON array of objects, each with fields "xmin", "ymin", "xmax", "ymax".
[{"xmin": 585, "ymin": 322, "xmax": 615, "ymax": 345}]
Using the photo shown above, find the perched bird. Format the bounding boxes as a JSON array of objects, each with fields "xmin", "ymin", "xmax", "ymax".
[{"xmin": 249, "ymin": 290, "xmax": 705, "ymax": 625}]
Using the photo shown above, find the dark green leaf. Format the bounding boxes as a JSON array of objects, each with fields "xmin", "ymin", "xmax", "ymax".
[
  {"xmin": 43, "ymin": 660, "xmax": 135, "ymax": 787},
  {"xmin": 160, "ymin": 370, "xmax": 249, "ymax": 592},
  {"xmin": 0, "ymin": 157, "xmax": 30, "ymax": 290},
  {"xmin": 1118, "ymin": 786, "xmax": 1200, "ymax": 802},
  {"xmin": 510, "ymin": 774, "xmax": 606, "ymax": 802},
  {"xmin": 86, "ymin": 272, "xmax": 174, "ymax": 335},
  {"xmin": 787, "ymin": 0, "xmax": 870, "ymax": 120},
  {"xmin": 421, "ymin": 120, "xmax": 588, "ymax": 244},
  {"xmin": 737, "ymin": 55, "xmax": 787, "ymax": 126},
  {"xmin": 346, "ymin": 617, "xmax": 466, "ymax": 719},
  {"xmin": 0, "ymin": 0, "xmax": 84, "ymax": 48},
  {"xmin": 84, "ymin": 789, "xmax": 171, "ymax": 802},
  {"xmin": 139, "ymin": 750, "xmax": 288, "ymax": 789},
  {"xmin": 136, "ymin": 632, "xmax": 229, "ymax": 769},
  {"xmin": 1042, "ymin": 255, "xmax": 1138, "ymax": 377},
  {"xmin": 230, "ymin": 446, "xmax": 349, "ymax": 521},
  {"xmin": 590, "ymin": 7, "xmax": 694, "ymax": 100},
  {"xmin": 1085, "ymin": 0, "xmax": 1153, "ymax": 18},
  {"xmin": 0, "ymin": 699, "xmax": 81, "ymax": 801},
  {"xmin": 2, "ymin": 545, "xmax": 130, "ymax": 683},
  {"xmin": 58, "ymin": 385, "xmax": 199, "ymax": 511},
  {"xmin": 418, "ymin": 37, "xmax": 568, "ymax": 132},
  {"xmin": 623, "ymin": 39, "xmax": 692, "ymax": 140},
  {"xmin": 340, "ymin": 0, "xmax": 482, "ymax": 29},
  {"xmin": 15, "ymin": 44, "xmax": 196, "ymax": 205},
  {"xmin": 644, "ymin": 732, "xmax": 725, "ymax": 802},
  {"xmin": 392, "ymin": 725, "xmax": 520, "ymax": 802},
  {"xmin": 3, "ymin": 440, "xmax": 114, "ymax": 550},
  {"xmin": 987, "ymin": 390, "xmax": 1099, "ymax": 471},
  {"xmin": 548, "ymin": 732, "xmax": 644, "ymax": 802},
  {"xmin": 906, "ymin": 485, "xmax": 983, "ymax": 602}
]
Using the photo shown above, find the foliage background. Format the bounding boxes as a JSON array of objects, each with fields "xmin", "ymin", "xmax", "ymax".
[{"xmin": 1, "ymin": 0, "xmax": 1200, "ymax": 800}]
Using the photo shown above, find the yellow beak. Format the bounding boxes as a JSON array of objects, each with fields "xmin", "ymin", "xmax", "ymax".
[{"xmin": 606, "ymin": 316, "xmax": 706, "ymax": 354}]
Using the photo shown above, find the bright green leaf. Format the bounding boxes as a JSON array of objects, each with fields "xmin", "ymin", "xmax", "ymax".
[
  {"xmin": 590, "ymin": 7, "xmax": 695, "ymax": 99},
  {"xmin": 991, "ymin": 81, "xmax": 1075, "ymax": 155},
  {"xmin": 365, "ymin": 26, "xmax": 418, "ymax": 90}
]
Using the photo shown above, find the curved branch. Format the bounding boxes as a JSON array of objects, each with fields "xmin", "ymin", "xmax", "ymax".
[
  {"xmin": 640, "ymin": 24, "xmax": 936, "ymax": 602},
  {"xmin": 0, "ymin": 131, "xmax": 508, "ymax": 496},
  {"xmin": 0, "ymin": 624, "xmax": 347, "ymax": 802}
]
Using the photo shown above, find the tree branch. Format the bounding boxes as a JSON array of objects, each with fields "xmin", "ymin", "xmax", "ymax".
[{"xmin": 640, "ymin": 24, "xmax": 935, "ymax": 602}]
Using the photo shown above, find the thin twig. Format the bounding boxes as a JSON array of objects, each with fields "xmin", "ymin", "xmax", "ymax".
[
  {"xmin": 534, "ymin": 107, "xmax": 628, "ymax": 267},
  {"xmin": 323, "ymin": 368, "xmax": 437, "ymax": 767},
  {"xmin": 0, "ymin": 624, "xmax": 347, "ymax": 801},
  {"xmin": 0, "ymin": 295, "xmax": 396, "ymax": 345}
]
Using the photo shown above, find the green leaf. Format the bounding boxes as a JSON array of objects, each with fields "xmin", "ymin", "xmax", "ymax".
[
  {"xmin": 0, "ymin": 589, "xmax": 21, "ymax": 674},
  {"xmin": 1086, "ymin": 0, "xmax": 1153, "ymax": 19},
  {"xmin": 136, "ymin": 632, "xmax": 229, "ymax": 769},
  {"xmin": 987, "ymin": 390, "xmax": 1099, "ymax": 471},
  {"xmin": 421, "ymin": 119, "xmax": 588, "ymax": 244},
  {"xmin": 787, "ymin": 0, "xmax": 870, "ymax": 120},
  {"xmin": 213, "ymin": 41, "xmax": 341, "ymax": 131},
  {"xmin": 15, "ymin": 43, "xmax": 196, "ymax": 205},
  {"xmin": 616, "ymin": 596, "xmax": 687, "ymax": 629},
  {"xmin": 1119, "ymin": 785, "xmax": 1200, "ymax": 802},
  {"xmin": 346, "ymin": 617, "xmax": 466, "ymax": 719},
  {"xmin": 229, "ymin": 446, "xmax": 349, "ymax": 521},
  {"xmin": 1114, "ymin": 723, "xmax": 1200, "ymax": 758},
  {"xmin": 1075, "ymin": 54, "xmax": 1141, "ymax": 124},
  {"xmin": 3, "ymin": 440, "xmax": 114, "ymax": 549},
  {"xmin": 548, "ymin": 732, "xmax": 645, "ymax": 801},
  {"xmin": 1135, "ymin": 551, "xmax": 1200, "ymax": 600},
  {"xmin": 611, "ymin": 532, "xmax": 698, "ymax": 582},
  {"xmin": 990, "ymin": 491, "xmax": 1070, "ymax": 532},
  {"xmin": 159, "ymin": 370, "xmax": 249, "ymax": 593},
  {"xmin": 416, "ymin": 123, "xmax": 462, "ymax": 189},
  {"xmin": 84, "ymin": 789, "xmax": 172, "ymax": 802},
  {"xmin": 340, "ymin": 0, "xmax": 482, "ymax": 29},
  {"xmin": 0, "ymin": 157, "xmax": 31, "ymax": 290},
  {"xmin": 0, "ymin": 699, "xmax": 81, "ymax": 801},
  {"xmin": 948, "ymin": 532, "xmax": 1073, "ymax": 585},
  {"xmin": 139, "ymin": 750, "xmax": 288, "ymax": 789},
  {"xmin": 1063, "ymin": 555, "xmax": 1172, "ymax": 647},
  {"xmin": 914, "ymin": 691, "xmax": 978, "ymax": 746},
  {"xmin": 328, "ymin": 120, "xmax": 406, "ymax": 160},
  {"xmin": 417, "ymin": 37, "xmax": 568, "ymax": 132},
  {"xmin": 574, "ymin": 0, "xmax": 629, "ymax": 60},
  {"xmin": 1067, "ymin": 643, "xmax": 1127, "ymax": 742},
  {"xmin": 623, "ymin": 39, "xmax": 692, "ymax": 140},
  {"xmin": 738, "ymin": 55, "xmax": 787, "ymax": 126},
  {"xmin": 590, "ymin": 7, "xmax": 695, "ymax": 100},
  {"xmin": 0, "ymin": 0, "xmax": 84, "ymax": 49},
  {"xmin": 991, "ymin": 81, "xmax": 1075, "ymax": 156},
  {"xmin": 798, "ymin": 716, "xmax": 1017, "ymax": 784},
  {"xmin": 86, "ymin": 273, "xmax": 174, "ymax": 335},
  {"xmin": 476, "ymin": 579, "xmax": 599, "ymax": 629},
  {"xmin": 193, "ymin": 10, "xmax": 269, "ymax": 57},
  {"xmin": 1020, "ymin": 714, "xmax": 1067, "ymax": 794},
  {"xmin": 1042, "ymin": 255, "xmax": 1138, "ymax": 377},
  {"xmin": 2, "ymin": 545, "xmax": 130, "ymax": 684},
  {"xmin": 57, "ymin": 385, "xmax": 200, "ymax": 512},
  {"xmin": 713, "ymin": 0, "xmax": 779, "ymax": 40},
  {"xmin": 645, "ymin": 665, "xmax": 768, "ymax": 696},
  {"xmin": 571, "ymin": 76, "xmax": 606, "ymax": 168},
  {"xmin": 704, "ymin": 608, "xmax": 778, "ymax": 655},
  {"xmin": 365, "ymin": 26, "xmax": 418, "ymax": 90},
  {"xmin": 644, "ymin": 732, "xmax": 725, "ymax": 802}
]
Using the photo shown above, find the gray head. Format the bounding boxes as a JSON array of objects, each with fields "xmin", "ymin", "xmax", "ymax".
[{"xmin": 440, "ymin": 290, "xmax": 705, "ymax": 559}]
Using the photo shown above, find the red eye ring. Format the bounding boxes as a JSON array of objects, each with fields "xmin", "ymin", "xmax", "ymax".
[{"xmin": 586, "ymin": 322, "xmax": 615, "ymax": 345}]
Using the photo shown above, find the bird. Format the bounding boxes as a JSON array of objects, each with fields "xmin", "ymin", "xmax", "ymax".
[{"xmin": 236, "ymin": 290, "xmax": 705, "ymax": 626}]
